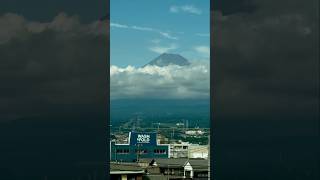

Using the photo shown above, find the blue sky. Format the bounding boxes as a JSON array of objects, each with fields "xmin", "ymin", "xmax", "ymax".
[{"xmin": 110, "ymin": 0, "xmax": 210, "ymax": 67}]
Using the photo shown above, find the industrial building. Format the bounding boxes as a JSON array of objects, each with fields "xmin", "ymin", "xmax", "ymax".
[{"xmin": 110, "ymin": 131, "xmax": 170, "ymax": 162}]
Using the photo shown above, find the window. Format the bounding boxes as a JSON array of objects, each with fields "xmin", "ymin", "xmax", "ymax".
[
  {"xmin": 116, "ymin": 149, "xmax": 129, "ymax": 154},
  {"xmin": 154, "ymin": 149, "xmax": 166, "ymax": 154}
]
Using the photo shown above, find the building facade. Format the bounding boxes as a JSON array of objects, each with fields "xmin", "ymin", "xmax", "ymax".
[
  {"xmin": 139, "ymin": 158, "xmax": 209, "ymax": 179},
  {"xmin": 170, "ymin": 142, "xmax": 208, "ymax": 159},
  {"xmin": 111, "ymin": 131, "xmax": 169, "ymax": 162},
  {"xmin": 110, "ymin": 162, "xmax": 144, "ymax": 180}
]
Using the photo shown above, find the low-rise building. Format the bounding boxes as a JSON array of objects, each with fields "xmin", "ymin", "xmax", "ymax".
[
  {"xmin": 188, "ymin": 145, "xmax": 208, "ymax": 159},
  {"xmin": 110, "ymin": 162, "xmax": 145, "ymax": 180},
  {"xmin": 170, "ymin": 142, "xmax": 208, "ymax": 159},
  {"xmin": 185, "ymin": 130, "xmax": 204, "ymax": 136},
  {"xmin": 139, "ymin": 158, "xmax": 209, "ymax": 180},
  {"xmin": 170, "ymin": 142, "xmax": 189, "ymax": 158}
]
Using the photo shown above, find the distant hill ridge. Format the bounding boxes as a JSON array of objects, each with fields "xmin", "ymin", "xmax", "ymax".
[{"xmin": 143, "ymin": 53, "xmax": 190, "ymax": 67}]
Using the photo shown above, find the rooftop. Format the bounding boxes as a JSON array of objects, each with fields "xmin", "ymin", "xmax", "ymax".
[
  {"xmin": 110, "ymin": 162, "xmax": 145, "ymax": 175},
  {"xmin": 138, "ymin": 158, "xmax": 208, "ymax": 170}
]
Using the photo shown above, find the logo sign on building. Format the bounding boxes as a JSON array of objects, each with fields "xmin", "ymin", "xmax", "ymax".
[
  {"xmin": 137, "ymin": 134, "xmax": 150, "ymax": 143},
  {"xmin": 130, "ymin": 132, "xmax": 157, "ymax": 146}
]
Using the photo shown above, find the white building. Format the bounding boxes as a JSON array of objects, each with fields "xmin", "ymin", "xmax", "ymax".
[
  {"xmin": 170, "ymin": 142, "xmax": 208, "ymax": 159},
  {"xmin": 188, "ymin": 145, "xmax": 209, "ymax": 159},
  {"xmin": 185, "ymin": 129, "xmax": 204, "ymax": 136},
  {"xmin": 170, "ymin": 142, "xmax": 189, "ymax": 158}
]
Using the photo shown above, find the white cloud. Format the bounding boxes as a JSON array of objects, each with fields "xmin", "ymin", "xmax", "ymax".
[
  {"xmin": 0, "ymin": 13, "xmax": 108, "ymax": 44},
  {"xmin": 170, "ymin": 5, "xmax": 202, "ymax": 15},
  {"xmin": 110, "ymin": 61, "xmax": 209, "ymax": 99},
  {"xmin": 194, "ymin": 46, "xmax": 210, "ymax": 57},
  {"xmin": 131, "ymin": 25, "xmax": 154, "ymax": 31},
  {"xmin": 110, "ymin": 21, "xmax": 178, "ymax": 40},
  {"xmin": 181, "ymin": 5, "xmax": 202, "ymax": 15},
  {"xmin": 110, "ymin": 22, "xmax": 128, "ymax": 28},
  {"xmin": 159, "ymin": 31, "xmax": 178, "ymax": 40},
  {"xmin": 149, "ymin": 44, "xmax": 178, "ymax": 54}
]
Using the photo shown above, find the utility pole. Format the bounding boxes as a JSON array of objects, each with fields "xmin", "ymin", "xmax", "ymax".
[
  {"xmin": 136, "ymin": 144, "xmax": 141, "ymax": 162},
  {"xmin": 115, "ymin": 147, "xmax": 117, "ymax": 162},
  {"xmin": 172, "ymin": 128, "xmax": 175, "ymax": 140},
  {"xmin": 152, "ymin": 122, "xmax": 160, "ymax": 133},
  {"xmin": 136, "ymin": 115, "xmax": 139, "ymax": 130},
  {"xmin": 167, "ymin": 164, "xmax": 170, "ymax": 180},
  {"xmin": 132, "ymin": 119, "xmax": 136, "ymax": 131}
]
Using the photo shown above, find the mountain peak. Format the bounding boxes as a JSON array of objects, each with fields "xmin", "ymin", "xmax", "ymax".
[{"xmin": 143, "ymin": 53, "xmax": 190, "ymax": 67}]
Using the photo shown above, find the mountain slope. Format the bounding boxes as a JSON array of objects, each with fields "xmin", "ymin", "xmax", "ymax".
[{"xmin": 143, "ymin": 53, "xmax": 190, "ymax": 67}]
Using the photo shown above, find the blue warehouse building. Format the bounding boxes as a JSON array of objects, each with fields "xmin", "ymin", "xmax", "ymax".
[{"xmin": 110, "ymin": 131, "xmax": 169, "ymax": 162}]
